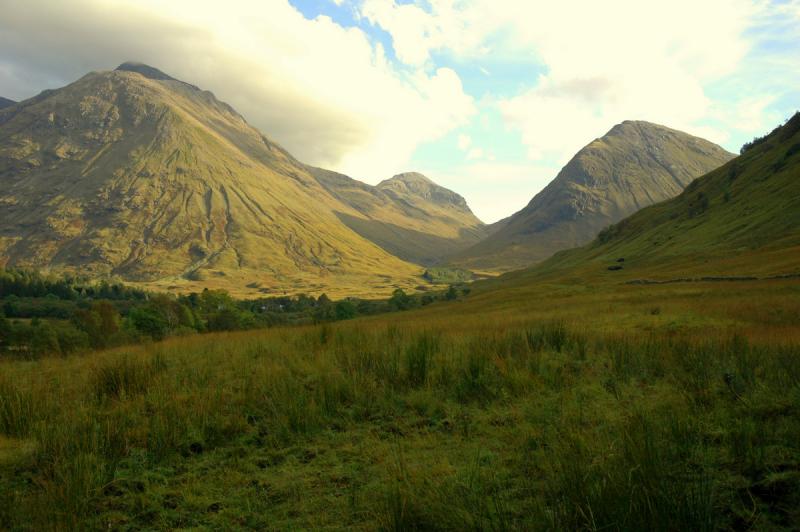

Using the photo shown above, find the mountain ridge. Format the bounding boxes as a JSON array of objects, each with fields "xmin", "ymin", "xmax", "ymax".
[
  {"xmin": 0, "ymin": 63, "xmax": 493, "ymax": 295},
  {"xmin": 308, "ymin": 167, "xmax": 488, "ymax": 265},
  {"xmin": 450, "ymin": 120, "xmax": 735, "ymax": 272},
  {"xmin": 0, "ymin": 65, "xmax": 432, "ymax": 297}
]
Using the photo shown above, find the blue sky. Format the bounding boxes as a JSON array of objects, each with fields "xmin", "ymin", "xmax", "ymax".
[{"xmin": 1, "ymin": 0, "xmax": 798, "ymax": 222}]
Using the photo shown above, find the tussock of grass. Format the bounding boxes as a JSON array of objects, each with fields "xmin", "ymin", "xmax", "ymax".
[{"xmin": 0, "ymin": 309, "xmax": 799, "ymax": 529}]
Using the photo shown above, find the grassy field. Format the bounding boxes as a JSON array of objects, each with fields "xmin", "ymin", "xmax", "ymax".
[{"xmin": 1, "ymin": 273, "xmax": 799, "ymax": 530}]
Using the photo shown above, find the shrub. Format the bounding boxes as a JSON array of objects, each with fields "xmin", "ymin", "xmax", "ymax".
[{"xmin": 128, "ymin": 306, "xmax": 169, "ymax": 340}]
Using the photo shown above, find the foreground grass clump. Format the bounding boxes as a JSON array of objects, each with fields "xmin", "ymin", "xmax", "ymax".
[{"xmin": 0, "ymin": 319, "xmax": 799, "ymax": 530}]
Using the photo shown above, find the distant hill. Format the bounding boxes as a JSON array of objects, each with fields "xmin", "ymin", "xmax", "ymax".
[
  {"xmin": 530, "ymin": 113, "xmax": 800, "ymax": 280},
  {"xmin": 0, "ymin": 64, "xmax": 436, "ymax": 297},
  {"xmin": 0, "ymin": 97, "xmax": 15, "ymax": 110},
  {"xmin": 310, "ymin": 168, "xmax": 488, "ymax": 265},
  {"xmin": 451, "ymin": 121, "xmax": 734, "ymax": 272}
]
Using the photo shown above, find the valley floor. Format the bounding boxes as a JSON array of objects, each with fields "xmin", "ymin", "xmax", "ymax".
[{"xmin": 1, "ymin": 276, "xmax": 799, "ymax": 530}]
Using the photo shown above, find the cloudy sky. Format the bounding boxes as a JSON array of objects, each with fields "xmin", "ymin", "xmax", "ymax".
[{"xmin": 1, "ymin": 0, "xmax": 798, "ymax": 222}]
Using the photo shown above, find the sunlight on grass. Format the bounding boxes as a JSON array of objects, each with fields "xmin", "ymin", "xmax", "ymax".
[{"xmin": 1, "ymin": 280, "xmax": 799, "ymax": 529}]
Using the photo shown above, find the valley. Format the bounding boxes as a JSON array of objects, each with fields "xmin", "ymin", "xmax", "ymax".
[{"xmin": 0, "ymin": 18, "xmax": 798, "ymax": 529}]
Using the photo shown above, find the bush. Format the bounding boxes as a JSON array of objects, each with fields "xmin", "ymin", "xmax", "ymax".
[
  {"xmin": 128, "ymin": 306, "xmax": 170, "ymax": 340},
  {"xmin": 334, "ymin": 300, "xmax": 357, "ymax": 320},
  {"xmin": 390, "ymin": 289, "xmax": 414, "ymax": 311}
]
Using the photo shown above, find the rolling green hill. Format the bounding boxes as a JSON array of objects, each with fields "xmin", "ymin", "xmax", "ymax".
[
  {"xmin": 0, "ymin": 64, "xmax": 452, "ymax": 298},
  {"xmin": 308, "ymin": 168, "xmax": 489, "ymax": 265},
  {"xmin": 452, "ymin": 121, "xmax": 734, "ymax": 272},
  {"xmin": 509, "ymin": 113, "xmax": 800, "ymax": 284}
]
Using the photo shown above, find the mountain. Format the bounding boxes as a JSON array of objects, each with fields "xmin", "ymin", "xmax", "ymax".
[
  {"xmin": 528, "ymin": 113, "xmax": 800, "ymax": 280},
  {"xmin": 0, "ymin": 97, "xmax": 15, "ymax": 110},
  {"xmin": 309, "ymin": 168, "xmax": 488, "ymax": 265},
  {"xmin": 451, "ymin": 121, "xmax": 735, "ymax": 272},
  {"xmin": 0, "ymin": 64, "xmax": 436, "ymax": 297}
]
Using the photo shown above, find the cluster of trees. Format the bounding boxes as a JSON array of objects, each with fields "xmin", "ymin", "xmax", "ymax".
[
  {"xmin": 0, "ymin": 268, "xmax": 472, "ymax": 357},
  {"xmin": 0, "ymin": 288, "xmax": 257, "ymax": 356},
  {"xmin": 388, "ymin": 284, "xmax": 467, "ymax": 310},
  {"xmin": 0, "ymin": 269, "xmax": 148, "ymax": 301}
]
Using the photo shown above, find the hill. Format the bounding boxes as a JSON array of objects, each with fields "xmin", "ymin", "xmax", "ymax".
[
  {"xmin": 308, "ymin": 168, "xmax": 488, "ymax": 265},
  {"xmin": 0, "ymin": 97, "xmax": 15, "ymax": 110},
  {"xmin": 525, "ymin": 113, "xmax": 800, "ymax": 281},
  {"xmin": 0, "ymin": 64, "xmax": 439, "ymax": 297},
  {"xmin": 451, "ymin": 121, "xmax": 734, "ymax": 272}
]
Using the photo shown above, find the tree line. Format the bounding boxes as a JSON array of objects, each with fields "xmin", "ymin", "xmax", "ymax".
[{"xmin": 0, "ymin": 268, "xmax": 470, "ymax": 357}]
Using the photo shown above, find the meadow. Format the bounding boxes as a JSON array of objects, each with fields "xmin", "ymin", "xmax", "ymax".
[{"xmin": 1, "ymin": 275, "xmax": 799, "ymax": 530}]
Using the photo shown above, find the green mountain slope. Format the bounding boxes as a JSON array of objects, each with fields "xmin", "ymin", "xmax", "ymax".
[
  {"xmin": 0, "ymin": 64, "xmax": 428, "ymax": 297},
  {"xmin": 0, "ymin": 97, "xmax": 15, "ymax": 110},
  {"xmin": 530, "ymin": 113, "xmax": 800, "ymax": 280},
  {"xmin": 452, "ymin": 121, "xmax": 734, "ymax": 272}
]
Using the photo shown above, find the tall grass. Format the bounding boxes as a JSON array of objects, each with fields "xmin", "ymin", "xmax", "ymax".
[{"xmin": 0, "ymin": 319, "xmax": 798, "ymax": 529}]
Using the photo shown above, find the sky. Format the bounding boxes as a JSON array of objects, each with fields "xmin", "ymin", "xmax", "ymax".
[{"xmin": 0, "ymin": 0, "xmax": 798, "ymax": 222}]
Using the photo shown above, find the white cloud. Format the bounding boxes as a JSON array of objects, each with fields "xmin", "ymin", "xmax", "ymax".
[
  {"xmin": 493, "ymin": 0, "xmax": 758, "ymax": 161},
  {"xmin": 0, "ymin": 0, "xmax": 474, "ymax": 180},
  {"xmin": 457, "ymin": 134, "xmax": 471, "ymax": 151},
  {"xmin": 360, "ymin": 0, "xmax": 442, "ymax": 66},
  {"xmin": 418, "ymin": 161, "xmax": 555, "ymax": 222},
  {"xmin": 361, "ymin": 0, "xmax": 778, "ymax": 163},
  {"xmin": 466, "ymin": 147, "xmax": 484, "ymax": 160}
]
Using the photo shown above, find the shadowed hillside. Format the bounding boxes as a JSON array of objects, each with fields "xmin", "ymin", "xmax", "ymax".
[
  {"xmin": 528, "ymin": 113, "xmax": 800, "ymax": 281},
  {"xmin": 465, "ymin": 113, "xmax": 800, "ymax": 299},
  {"xmin": 308, "ymin": 168, "xmax": 489, "ymax": 265},
  {"xmin": 0, "ymin": 97, "xmax": 15, "ymax": 110}
]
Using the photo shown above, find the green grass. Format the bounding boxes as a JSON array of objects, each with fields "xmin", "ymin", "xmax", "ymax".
[
  {"xmin": 1, "ymin": 294, "xmax": 799, "ymax": 529},
  {"xmin": 535, "ymin": 113, "xmax": 800, "ymax": 281}
]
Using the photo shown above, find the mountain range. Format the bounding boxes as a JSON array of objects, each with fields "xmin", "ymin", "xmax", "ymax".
[
  {"xmin": 0, "ymin": 64, "xmax": 484, "ymax": 297},
  {"xmin": 0, "ymin": 63, "xmax": 741, "ymax": 295},
  {"xmin": 0, "ymin": 97, "xmax": 16, "ymax": 110}
]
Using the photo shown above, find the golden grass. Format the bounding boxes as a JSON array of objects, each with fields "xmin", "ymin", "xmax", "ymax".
[{"xmin": 1, "ymin": 276, "xmax": 798, "ymax": 529}]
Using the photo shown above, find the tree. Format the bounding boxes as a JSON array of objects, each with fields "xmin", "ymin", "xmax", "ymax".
[
  {"xmin": 129, "ymin": 306, "xmax": 170, "ymax": 340},
  {"xmin": 29, "ymin": 321, "xmax": 61, "ymax": 356},
  {"xmin": 445, "ymin": 285, "xmax": 458, "ymax": 301},
  {"xmin": 334, "ymin": 300, "xmax": 357, "ymax": 320},
  {"xmin": 73, "ymin": 300, "xmax": 121, "ymax": 348},
  {"xmin": 0, "ymin": 312, "xmax": 10, "ymax": 350},
  {"xmin": 390, "ymin": 289, "xmax": 413, "ymax": 311}
]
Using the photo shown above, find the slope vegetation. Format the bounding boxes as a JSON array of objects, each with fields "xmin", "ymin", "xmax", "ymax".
[
  {"xmin": 453, "ymin": 121, "xmax": 734, "ymax": 272},
  {"xmin": 521, "ymin": 113, "xmax": 800, "ymax": 282},
  {"xmin": 0, "ymin": 64, "xmax": 433, "ymax": 297}
]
